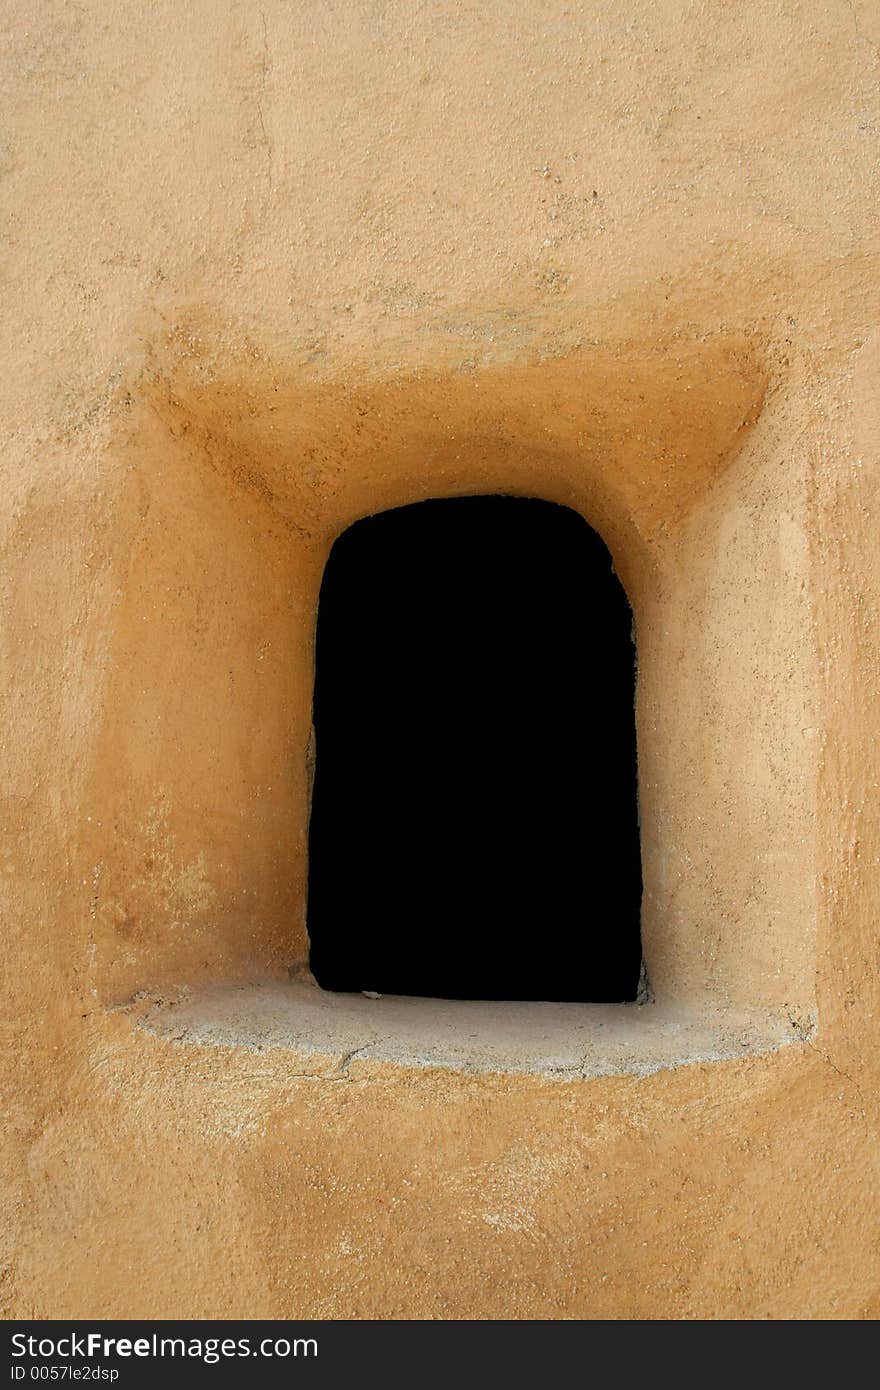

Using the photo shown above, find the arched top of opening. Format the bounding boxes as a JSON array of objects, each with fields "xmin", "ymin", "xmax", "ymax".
[{"xmin": 330, "ymin": 493, "xmax": 632, "ymax": 598}]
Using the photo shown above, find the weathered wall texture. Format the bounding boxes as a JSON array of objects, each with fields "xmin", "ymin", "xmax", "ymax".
[{"xmin": 2, "ymin": 0, "xmax": 879, "ymax": 1318}]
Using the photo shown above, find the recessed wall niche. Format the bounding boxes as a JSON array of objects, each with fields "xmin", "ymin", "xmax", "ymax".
[{"xmin": 94, "ymin": 336, "xmax": 815, "ymax": 1073}]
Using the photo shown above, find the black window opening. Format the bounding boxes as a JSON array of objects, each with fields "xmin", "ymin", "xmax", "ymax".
[{"xmin": 307, "ymin": 495, "xmax": 643, "ymax": 1003}]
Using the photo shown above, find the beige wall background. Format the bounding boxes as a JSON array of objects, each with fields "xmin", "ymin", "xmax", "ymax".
[{"xmin": 2, "ymin": 0, "xmax": 880, "ymax": 1318}]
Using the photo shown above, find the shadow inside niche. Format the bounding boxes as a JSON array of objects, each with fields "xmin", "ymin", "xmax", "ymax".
[{"xmin": 307, "ymin": 495, "xmax": 642, "ymax": 1002}]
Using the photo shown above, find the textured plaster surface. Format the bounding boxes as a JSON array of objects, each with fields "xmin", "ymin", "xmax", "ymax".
[{"xmin": 2, "ymin": 0, "xmax": 880, "ymax": 1319}]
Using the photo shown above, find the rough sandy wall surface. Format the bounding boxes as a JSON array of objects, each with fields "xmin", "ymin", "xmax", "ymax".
[{"xmin": 2, "ymin": 0, "xmax": 880, "ymax": 1318}]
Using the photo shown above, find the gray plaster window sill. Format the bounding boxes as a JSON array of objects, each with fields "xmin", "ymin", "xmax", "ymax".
[{"xmin": 127, "ymin": 980, "xmax": 805, "ymax": 1080}]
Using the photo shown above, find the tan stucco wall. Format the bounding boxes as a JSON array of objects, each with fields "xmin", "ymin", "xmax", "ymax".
[{"xmin": 2, "ymin": 0, "xmax": 879, "ymax": 1318}]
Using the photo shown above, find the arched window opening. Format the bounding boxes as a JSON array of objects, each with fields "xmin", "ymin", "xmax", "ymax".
[{"xmin": 307, "ymin": 495, "xmax": 642, "ymax": 1002}]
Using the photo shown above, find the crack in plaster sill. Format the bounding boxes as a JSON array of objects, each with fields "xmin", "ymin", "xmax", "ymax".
[{"xmin": 336, "ymin": 1038, "xmax": 391, "ymax": 1078}]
